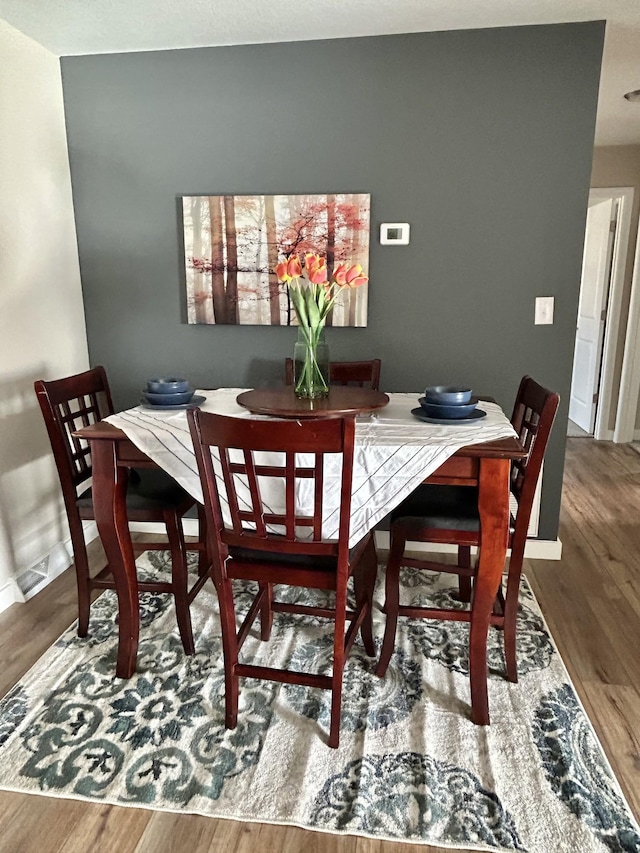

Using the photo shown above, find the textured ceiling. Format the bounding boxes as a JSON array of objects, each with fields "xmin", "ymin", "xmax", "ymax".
[{"xmin": 1, "ymin": 0, "xmax": 639, "ymax": 145}]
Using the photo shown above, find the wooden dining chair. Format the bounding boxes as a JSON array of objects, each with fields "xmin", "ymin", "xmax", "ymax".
[
  {"xmin": 187, "ymin": 408, "xmax": 378, "ymax": 748},
  {"xmin": 376, "ymin": 375, "xmax": 560, "ymax": 692},
  {"xmin": 285, "ymin": 357, "xmax": 381, "ymax": 389},
  {"xmin": 34, "ymin": 366, "xmax": 208, "ymax": 653}
]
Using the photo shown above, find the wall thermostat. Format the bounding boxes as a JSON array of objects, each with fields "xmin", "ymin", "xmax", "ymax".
[{"xmin": 380, "ymin": 222, "xmax": 410, "ymax": 245}]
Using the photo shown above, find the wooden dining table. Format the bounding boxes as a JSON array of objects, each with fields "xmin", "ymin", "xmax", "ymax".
[
  {"xmin": 74, "ymin": 388, "xmax": 526, "ymax": 726},
  {"xmin": 236, "ymin": 386, "xmax": 390, "ymax": 418}
]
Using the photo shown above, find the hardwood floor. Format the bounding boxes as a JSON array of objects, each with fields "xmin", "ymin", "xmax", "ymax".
[{"xmin": 0, "ymin": 436, "xmax": 638, "ymax": 852}]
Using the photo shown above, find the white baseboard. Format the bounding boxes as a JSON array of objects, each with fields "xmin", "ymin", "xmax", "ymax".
[
  {"xmin": 0, "ymin": 579, "xmax": 24, "ymax": 612},
  {"xmin": 0, "ymin": 525, "xmax": 88, "ymax": 616},
  {"xmin": 1, "ymin": 518, "xmax": 557, "ymax": 618},
  {"xmin": 373, "ymin": 531, "xmax": 562, "ymax": 560},
  {"xmin": 129, "ymin": 520, "xmax": 201, "ymax": 537},
  {"xmin": 21, "ymin": 540, "xmax": 74, "ymax": 602},
  {"xmin": 130, "ymin": 522, "xmax": 563, "ymax": 560}
]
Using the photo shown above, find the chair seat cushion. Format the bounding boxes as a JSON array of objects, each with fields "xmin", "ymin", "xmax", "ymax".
[
  {"xmin": 77, "ymin": 468, "xmax": 193, "ymax": 512},
  {"xmin": 391, "ymin": 484, "xmax": 480, "ymax": 532},
  {"xmin": 229, "ymin": 546, "xmax": 338, "ymax": 571},
  {"xmin": 228, "ymin": 533, "xmax": 369, "ymax": 572}
]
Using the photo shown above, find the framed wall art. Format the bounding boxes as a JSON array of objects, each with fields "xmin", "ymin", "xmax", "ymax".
[{"xmin": 182, "ymin": 193, "xmax": 370, "ymax": 326}]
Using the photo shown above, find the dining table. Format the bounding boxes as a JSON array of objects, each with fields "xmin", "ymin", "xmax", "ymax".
[{"xmin": 74, "ymin": 387, "xmax": 526, "ymax": 725}]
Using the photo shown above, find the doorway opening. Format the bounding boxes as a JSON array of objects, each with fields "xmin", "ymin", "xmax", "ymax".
[{"xmin": 568, "ymin": 187, "xmax": 634, "ymax": 440}]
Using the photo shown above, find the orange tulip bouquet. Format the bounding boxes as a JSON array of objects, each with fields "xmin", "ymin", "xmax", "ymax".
[{"xmin": 276, "ymin": 253, "xmax": 368, "ymax": 398}]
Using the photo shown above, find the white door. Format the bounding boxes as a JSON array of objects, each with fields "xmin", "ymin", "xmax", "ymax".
[{"xmin": 569, "ymin": 197, "xmax": 615, "ymax": 433}]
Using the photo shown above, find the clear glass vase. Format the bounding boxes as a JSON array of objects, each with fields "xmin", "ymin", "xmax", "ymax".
[{"xmin": 293, "ymin": 327, "xmax": 330, "ymax": 399}]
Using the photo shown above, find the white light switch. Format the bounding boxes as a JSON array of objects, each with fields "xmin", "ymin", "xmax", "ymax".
[{"xmin": 535, "ymin": 296, "xmax": 554, "ymax": 325}]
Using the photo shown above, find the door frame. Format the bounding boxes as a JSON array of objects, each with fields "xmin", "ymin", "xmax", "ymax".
[
  {"xmin": 615, "ymin": 199, "xmax": 640, "ymax": 442},
  {"xmin": 585, "ymin": 187, "xmax": 634, "ymax": 440},
  {"xmin": 570, "ymin": 195, "xmax": 615, "ymax": 433}
]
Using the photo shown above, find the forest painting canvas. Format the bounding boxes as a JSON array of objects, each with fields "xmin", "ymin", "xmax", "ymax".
[{"xmin": 182, "ymin": 193, "xmax": 370, "ymax": 326}]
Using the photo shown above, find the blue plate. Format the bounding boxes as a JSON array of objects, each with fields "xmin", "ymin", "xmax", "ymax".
[
  {"xmin": 146, "ymin": 377, "xmax": 190, "ymax": 394},
  {"xmin": 411, "ymin": 407, "xmax": 487, "ymax": 425},
  {"xmin": 418, "ymin": 397, "xmax": 477, "ymax": 419},
  {"xmin": 143, "ymin": 388, "xmax": 195, "ymax": 405},
  {"xmin": 423, "ymin": 385, "xmax": 473, "ymax": 405},
  {"xmin": 139, "ymin": 394, "xmax": 206, "ymax": 411}
]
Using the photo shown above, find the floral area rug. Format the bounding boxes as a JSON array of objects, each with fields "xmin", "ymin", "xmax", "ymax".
[{"xmin": 0, "ymin": 551, "xmax": 638, "ymax": 853}]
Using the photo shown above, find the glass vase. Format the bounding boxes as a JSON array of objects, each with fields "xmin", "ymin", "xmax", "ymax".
[{"xmin": 293, "ymin": 327, "xmax": 330, "ymax": 399}]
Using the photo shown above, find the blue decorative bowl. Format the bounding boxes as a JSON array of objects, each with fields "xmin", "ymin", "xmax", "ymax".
[
  {"xmin": 419, "ymin": 398, "xmax": 477, "ymax": 419},
  {"xmin": 423, "ymin": 385, "xmax": 473, "ymax": 405},
  {"xmin": 146, "ymin": 377, "xmax": 190, "ymax": 394},
  {"xmin": 143, "ymin": 388, "xmax": 194, "ymax": 406}
]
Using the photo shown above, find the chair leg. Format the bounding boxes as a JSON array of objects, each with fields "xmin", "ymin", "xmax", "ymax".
[
  {"xmin": 69, "ymin": 514, "xmax": 92, "ymax": 637},
  {"xmin": 456, "ymin": 546, "xmax": 473, "ymax": 603},
  {"xmin": 328, "ymin": 675, "xmax": 344, "ymax": 749},
  {"xmin": 165, "ymin": 512, "xmax": 195, "ymax": 656},
  {"xmin": 216, "ymin": 575, "xmax": 240, "ymax": 729},
  {"xmin": 353, "ymin": 535, "xmax": 377, "ymax": 657},
  {"xmin": 329, "ymin": 582, "xmax": 348, "ymax": 749},
  {"xmin": 196, "ymin": 503, "xmax": 209, "ymax": 578},
  {"xmin": 503, "ymin": 552, "xmax": 525, "ymax": 683},
  {"xmin": 375, "ymin": 528, "xmax": 406, "ymax": 677},
  {"xmin": 259, "ymin": 582, "xmax": 273, "ymax": 640}
]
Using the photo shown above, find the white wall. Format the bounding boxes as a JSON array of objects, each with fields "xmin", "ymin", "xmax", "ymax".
[{"xmin": 0, "ymin": 20, "xmax": 89, "ymax": 610}]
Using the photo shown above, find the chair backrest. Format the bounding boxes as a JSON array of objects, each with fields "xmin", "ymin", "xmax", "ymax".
[
  {"xmin": 187, "ymin": 409, "xmax": 356, "ymax": 572},
  {"xmin": 509, "ymin": 375, "xmax": 560, "ymax": 541},
  {"xmin": 34, "ymin": 366, "xmax": 114, "ymax": 507},
  {"xmin": 284, "ymin": 358, "xmax": 381, "ymax": 390}
]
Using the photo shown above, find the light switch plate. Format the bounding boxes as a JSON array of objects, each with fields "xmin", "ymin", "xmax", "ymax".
[{"xmin": 535, "ymin": 296, "xmax": 554, "ymax": 325}]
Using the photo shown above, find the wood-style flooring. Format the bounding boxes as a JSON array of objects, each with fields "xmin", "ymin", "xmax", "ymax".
[{"xmin": 0, "ymin": 436, "xmax": 638, "ymax": 852}]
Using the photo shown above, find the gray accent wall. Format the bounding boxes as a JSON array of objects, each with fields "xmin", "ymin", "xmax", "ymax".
[{"xmin": 60, "ymin": 23, "xmax": 604, "ymax": 541}]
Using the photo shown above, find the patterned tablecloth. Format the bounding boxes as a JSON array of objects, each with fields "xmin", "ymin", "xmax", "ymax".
[{"xmin": 105, "ymin": 390, "xmax": 517, "ymax": 547}]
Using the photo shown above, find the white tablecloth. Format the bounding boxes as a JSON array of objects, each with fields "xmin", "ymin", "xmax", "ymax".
[{"xmin": 105, "ymin": 390, "xmax": 517, "ymax": 547}]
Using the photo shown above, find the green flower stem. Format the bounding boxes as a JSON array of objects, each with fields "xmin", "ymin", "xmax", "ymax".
[
  {"xmin": 294, "ymin": 322, "xmax": 329, "ymax": 399},
  {"xmin": 288, "ymin": 280, "xmax": 343, "ymax": 398}
]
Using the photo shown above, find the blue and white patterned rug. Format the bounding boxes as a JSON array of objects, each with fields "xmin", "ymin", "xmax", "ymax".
[{"xmin": 0, "ymin": 552, "xmax": 638, "ymax": 852}]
